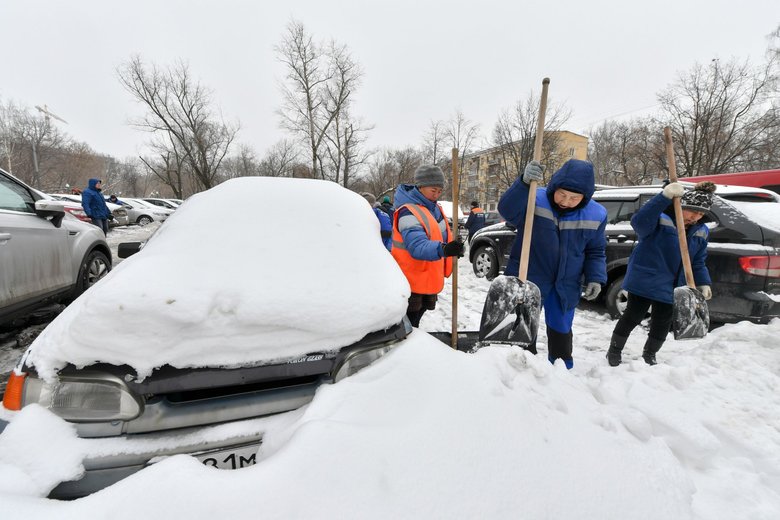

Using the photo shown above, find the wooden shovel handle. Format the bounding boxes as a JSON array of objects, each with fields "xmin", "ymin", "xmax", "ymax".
[
  {"xmin": 663, "ymin": 127, "xmax": 696, "ymax": 289},
  {"xmin": 451, "ymin": 147, "xmax": 459, "ymax": 349},
  {"xmin": 518, "ymin": 78, "xmax": 550, "ymax": 281}
]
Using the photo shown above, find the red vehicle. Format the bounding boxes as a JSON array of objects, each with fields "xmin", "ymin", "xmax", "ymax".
[{"xmin": 681, "ymin": 169, "xmax": 780, "ymax": 196}]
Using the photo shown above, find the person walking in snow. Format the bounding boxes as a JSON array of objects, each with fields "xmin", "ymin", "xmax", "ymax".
[
  {"xmin": 464, "ymin": 200, "xmax": 486, "ymax": 242},
  {"xmin": 391, "ymin": 165, "xmax": 464, "ymax": 327},
  {"xmin": 606, "ymin": 181, "xmax": 715, "ymax": 367},
  {"xmin": 81, "ymin": 178, "xmax": 111, "ymax": 235},
  {"xmin": 498, "ymin": 159, "xmax": 607, "ymax": 369},
  {"xmin": 362, "ymin": 192, "xmax": 393, "ymax": 251}
]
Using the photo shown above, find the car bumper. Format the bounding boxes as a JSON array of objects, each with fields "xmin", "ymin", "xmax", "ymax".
[{"xmin": 709, "ymin": 290, "xmax": 780, "ymax": 324}]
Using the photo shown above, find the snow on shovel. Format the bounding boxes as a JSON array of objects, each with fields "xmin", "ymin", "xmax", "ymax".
[
  {"xmin": 663, "ymin": 127, "xmax": 710, "ymax": 340},
  {"xmin": 479, "ymin": 78, "xmax": 549, "ymax": 345}
]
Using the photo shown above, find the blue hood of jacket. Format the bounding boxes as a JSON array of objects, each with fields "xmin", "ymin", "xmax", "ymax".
[
  {"xmin": 546, "ymin": 160, "xmax": 595, "ymax": 210},
  {"xmin": 88, "ymin": 178, "xmax": 102, "ymax": 190},
  {"xmin": 393, "ymin": 184, "xmax": 444, "ymax": 220}
]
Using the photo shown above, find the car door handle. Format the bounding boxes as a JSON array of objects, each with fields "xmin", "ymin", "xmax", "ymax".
[{"xmin": 0, "ymin": 232, "xmax": 11, "ymax": 244}]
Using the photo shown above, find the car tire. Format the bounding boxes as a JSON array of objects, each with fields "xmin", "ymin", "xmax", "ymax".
[
  {"xmin": 605, "ymin": 275, "xmax": 628, "ymax": 319},
  {"xmin": 137, "ymin": 216, "xmax": 153, "ymax": 226},
  {"xmin": 472, "ymin": 246, "xmax": 499, "ymax": 280},
  {"xmin": 74, "ymin": 250, "xmax": 111, "ymax": 298}
]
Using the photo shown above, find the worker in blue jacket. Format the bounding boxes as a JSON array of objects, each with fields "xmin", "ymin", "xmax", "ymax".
[
  {"xmin": 81, "ymin": 178, "xmax": 111, "ymax": 234},
  {"xmin": 498, "ymin": 159, "xmax": 607, "ymax": 369},
  {"xmin": 606, "ymin": 181, "xmax": 715, "ymax": 366}
]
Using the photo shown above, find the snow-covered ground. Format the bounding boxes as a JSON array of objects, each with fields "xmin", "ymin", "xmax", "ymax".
[{"xmin": 1, "ymin": 193, "xmax": 779, "ymax": 519}]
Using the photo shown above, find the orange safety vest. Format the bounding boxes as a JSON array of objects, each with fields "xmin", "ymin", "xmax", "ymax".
[{"xmin": 391, "ymin": 203, "xmax": 453, "ymax": 294}]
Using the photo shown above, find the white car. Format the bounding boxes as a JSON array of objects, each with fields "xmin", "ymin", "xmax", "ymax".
[
  {"xmin": 142, "ymin": 197, "xmax": 179, "ymax": 210},
  {"xmin": 116, "ymin": 197, "xmax": 173, "ymax": 226},
  {"xmin": 0, "ymin": 169, "xmax": 112, "ymax": 327},
  {"xmin": 48, "ymin": 194, "xmax": 130, "ymax": 227}
]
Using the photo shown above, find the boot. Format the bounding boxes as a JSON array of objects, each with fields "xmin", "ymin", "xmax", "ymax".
[
  {"xmin": 606, "ymin": 333, "xmax": 628, "ymax": 367},
  {"xmin": 546, "ymin": 327, "xmax": 574, "ymax": 370},
  {"xmin": 642, "ymin": 337, "xmax": 664, "ymax": 365}
]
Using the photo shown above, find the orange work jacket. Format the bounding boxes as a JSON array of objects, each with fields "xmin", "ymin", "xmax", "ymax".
[{"xmin": 391, "ymin": 203, "xmax": 453, "ymax": 294}]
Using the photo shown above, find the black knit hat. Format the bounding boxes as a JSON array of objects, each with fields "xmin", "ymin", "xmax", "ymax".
[
  {"xmin": 681, "ymin": 181, "xmax": 717, "ymax": 213},
  {"xmin": 414, "ymin": 165, "xmax": 445, "ymax": 188}
]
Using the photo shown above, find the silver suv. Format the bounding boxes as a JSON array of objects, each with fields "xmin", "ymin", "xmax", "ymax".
[{"xmin": 0, "ymin": 168, "xmax": 112, "ymax": 327}]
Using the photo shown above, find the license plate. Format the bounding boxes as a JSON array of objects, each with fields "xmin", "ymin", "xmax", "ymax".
[{"xmin": 193, "ymin": 442, "xmax": 260, "ymax": 470}]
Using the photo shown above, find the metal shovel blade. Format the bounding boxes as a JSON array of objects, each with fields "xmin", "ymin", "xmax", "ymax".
[
  {"xmin": 479, "ymin": 276, "xmax": 541, "ymax": 345},
  {"xmin": 672, "ymin": 286, "xmax": 710, "ymax": 340}
]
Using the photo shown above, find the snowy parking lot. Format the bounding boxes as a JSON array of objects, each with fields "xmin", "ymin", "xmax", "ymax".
[{"xmin": 1, "ymin": 214, "xmax": 779, "ymax": 519}]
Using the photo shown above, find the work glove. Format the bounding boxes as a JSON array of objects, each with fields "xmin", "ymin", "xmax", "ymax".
[
  {"xmin": 522, "ymin": 161, "xmax": 544, "ymax": 185},
  {"xmin": 582, "ymin": 282, "xmax": 602, "ymax": 301},
  {"xmin": 697, "ymin": 285, "xmax": 712, "ymax": 300},
  {"xmin": 662, "ymin": 182, "xmax": 685, "ymax": 199},
  {"xmin": 442, "ymin": 240, "xmax": 465, "ymax": 258}
]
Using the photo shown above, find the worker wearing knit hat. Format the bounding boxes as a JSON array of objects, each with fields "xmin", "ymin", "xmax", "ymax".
[
  {"xmin": 680, "ymin": 181, "xmax": 717, "ymax": 214},
  {"xmin": 414, "ymin": 165, "xmax": 445, "ymax": 188}
]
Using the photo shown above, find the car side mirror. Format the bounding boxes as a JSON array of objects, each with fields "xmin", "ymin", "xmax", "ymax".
[
  {"xmin": 118, "ymin": 242, "xmax": 143, "ymax": 258},
  {"xmin": 34, "ymin": 200, "xmax": 65, "ymax": 228}
]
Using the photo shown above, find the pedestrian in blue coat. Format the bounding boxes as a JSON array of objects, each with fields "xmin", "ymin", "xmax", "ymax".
[
  {"xmin": 464, "ymin": 201, "xmax": 486, "ymax": 242},
  {"xmin": 362, "ymin": 192, "xmax": 393, "ymax": 251},
  {"xmin": 82, "ymin": 178, "xmax": 111, "ymax": 234},
  {"xmin": 606, "ymin": 181, "xmax": 715, "ymax": 366},
  {"xmin": 498, "ymin": 159, "xmax": 607, "ymax": 369}
]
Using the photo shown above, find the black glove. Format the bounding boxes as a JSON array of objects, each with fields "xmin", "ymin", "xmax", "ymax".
[{"xmin": 442, "ymin": 240, "xmax": 464, "ymax": 258}]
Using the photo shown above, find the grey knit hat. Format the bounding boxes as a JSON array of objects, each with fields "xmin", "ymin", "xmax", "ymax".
[
  {"xmin": 361, "ymin": 192, "xmax": 376, "ymax": 206},
  {"xmin": 681, "ymin": 181, "xmax": 717, "ymax": 213},
  {"xmin": 414, "ymin": 165, "xmax": 445, "ymax": 188}
]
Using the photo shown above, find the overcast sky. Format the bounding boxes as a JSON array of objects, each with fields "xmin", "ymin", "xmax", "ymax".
[{"xmin": 1, "ymin": 0, "xmax": 777, "ymax": 160}]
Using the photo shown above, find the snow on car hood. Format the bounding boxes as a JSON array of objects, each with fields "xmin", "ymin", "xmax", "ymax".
[{"xmin": 27, "ymin": 178, "xmax": 411, "ymax": 380}]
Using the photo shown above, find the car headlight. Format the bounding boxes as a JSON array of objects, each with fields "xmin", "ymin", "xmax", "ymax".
[
  {"xmin": 20, "ymin": 373, "xmax": 142, "ymax": 422},
  {"xmin": 333, "ymin": 344, "xmax": 398, "ymax": 382}
]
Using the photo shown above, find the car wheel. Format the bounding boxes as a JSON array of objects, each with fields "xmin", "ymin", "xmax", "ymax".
[
  {"xmin": 472, "ymin": 246, "xmax": 498, "ymax": 280},
  {"xmin": 137, "ymin": 215, "xmax": 153, "ymax": 226},
  {"xmin": 605, "ymin": 275, "xmax": 628, "ymax": 319},
  {"xmin": 74, "ymin": 250, "xmax": 111, "ymax": 297}
]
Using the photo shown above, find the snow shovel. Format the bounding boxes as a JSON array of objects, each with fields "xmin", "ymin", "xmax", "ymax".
[
  {"xmin": 663, "ymin": 126, "xmax": 710, "ymax": 340},
  {"xmin": 479, "ymin": 78, "xmax": 549, "ymax": 345}
]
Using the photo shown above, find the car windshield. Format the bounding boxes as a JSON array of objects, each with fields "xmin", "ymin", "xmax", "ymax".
[{"xmin": 26, "ymin": 177, "xmax": 410, "ymax": 380}]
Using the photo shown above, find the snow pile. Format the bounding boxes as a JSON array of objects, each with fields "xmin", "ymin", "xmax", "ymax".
[{"xmin": 26, "ymin": 178, "xmax": 410, "ymax": 380}]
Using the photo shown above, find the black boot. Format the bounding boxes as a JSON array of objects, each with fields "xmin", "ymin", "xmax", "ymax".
[
  {"xmin": 642, "ymin": 337, "xmax": 664, "ymax": 365},
  {"xmin": 606, "ymin": 333, "xmax": 628, "ymax": 367},
  {"xmin": 547, "ymin": 327, "xmax": 574, "ymax": 369}
]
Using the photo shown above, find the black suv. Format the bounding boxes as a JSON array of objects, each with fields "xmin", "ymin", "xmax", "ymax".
[{"xmin": 468, "ymin": 185, "xmax": 780, "ymax": 324}]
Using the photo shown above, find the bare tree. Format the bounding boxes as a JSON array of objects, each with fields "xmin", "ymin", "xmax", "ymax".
[
  {"xmin": 258, "ymin": 139, "xmax": 300, "ymax": 177},
  {"xmin": 117, "ymin": 56, "xmax": 239, "ymax": 193},
  {"xmin": 658, "ymin": 58, "xmax": 778, "ymax": 176},
  {"xmin": 421, "ymin": 120, "xmax": 446, "ymax": 166},
  {"xmin": 490, "ymin": 91, "xmax": 571, "ymax": 190},
  {"xmin": 588, "ymin": 118, "xmax": 665, "ymax": 185},
  {"xmin": 362, "ymin": 147, "xmax": 423, "ymax": 198},
  {"xmin": 276, "ymin": 21, "xmax": 364, "ymax": 182}
]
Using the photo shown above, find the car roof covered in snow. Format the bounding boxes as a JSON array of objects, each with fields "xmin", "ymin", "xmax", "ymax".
[{"xmin": 26, "ymin": 177, "xmax": 411, "ymax": 380}]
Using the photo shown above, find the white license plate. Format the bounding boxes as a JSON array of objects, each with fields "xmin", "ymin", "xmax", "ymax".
[{"xmin": 193, "ymin": 442, "xmax": 260, "ymax": 469}]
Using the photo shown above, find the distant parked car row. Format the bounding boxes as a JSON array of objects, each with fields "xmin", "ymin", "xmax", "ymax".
[
  {"xmin": 468, "ymin": 183, "xmax": 780, "ymax": 325},
  {"xmin": 48, "ymin": 194, "xmax": 181, "ymax": 227}
]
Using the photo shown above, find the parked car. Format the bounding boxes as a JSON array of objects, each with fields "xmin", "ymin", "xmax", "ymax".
[
  {"xmin": 468, "ymin": 184, "xmax": 780, "ymax": 324},
  {"xmin": 1, "ymin": 177, "xmax": 410, "ymax": 498},
  {"xmin": 0, "ymin": 169, "xmax": 112, "ymax": 328},
  {"xmin": 142, "ymin": 197, "xmax": 179, "ymax": 210},
  {"xmin": 49, "ymin": 194, "xmax": 130, "ymax": 227},
  {"xmin": 119, "ymin": 197, "xmax": 173, "ymax": 226}
]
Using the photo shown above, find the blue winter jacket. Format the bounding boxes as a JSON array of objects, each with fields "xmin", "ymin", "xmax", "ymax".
[
  {"xmin": 498, "ymin": 159, "xmax": 608, "ymax": 312},
  {"xmin": 623, "ymin": 192, "xmax": 711, "ymax": 304},
  {"xmin": 392, "ymin": 184, "xmax": 450, "ymax": 260},
  {"xmin": 373, "ymin": 207, "xmax": 393, "ymax": 251},
  {"xmin": 81, "ymin": 178, "xmax": 110, "ymax": 219}
]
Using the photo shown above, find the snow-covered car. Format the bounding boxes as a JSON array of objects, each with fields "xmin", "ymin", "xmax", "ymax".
[
  {"xmin": 48, "ymin": 194, "xmax": 130, "ymax": 227},
  {"xmin": 0, "ymin": 169, "xmax": 112, "ymax": 327},
  {"xmin": 1, "ymin": 177, "xmax": 411, "ymax": 498}
]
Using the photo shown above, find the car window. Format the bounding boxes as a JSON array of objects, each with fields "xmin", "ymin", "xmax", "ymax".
[
  {"xmin": 0, "ymin": 174, "xmax": 35, "ymax": 213},
  {"xmin": 600, "ymin": 200, "xmax": 638, "ymax": 224}
]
